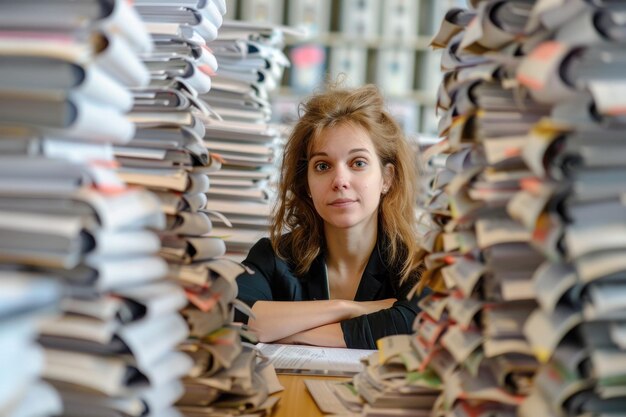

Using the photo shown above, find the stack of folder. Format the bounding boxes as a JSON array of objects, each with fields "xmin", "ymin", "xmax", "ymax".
[
  {"xmin": 349, "ymin": 335, "xmax": 442, "ymax": 417},
  {"xmin": 173, "ymin": 258, "xmax": 282, "ymax": 416},
  {"xmin": 116, "ymin": 0, "xmax": 223, "ymax": 250},
  {"xmin": 395, "ymin": 1, "xmax": 550, "ymax": 416},
  {"xmin": 203, "ymin": 20, "xmax": 293, "ymax": 259},
  {"xmin": 0, "ymin": 1, "xmax": 193, "ymax": 417},
  {"xmin": 0, "ymin": 272, "xmax": 62, "ymax": 417},
  {"xmin": 396, "ymin": 1, "xmax": 626, "ymax": 416},
  {"xmin": 114, "ymin": 3, "xmax": 281, "ymax": 416},
  {"xmin": 512, "ymin": 2, "xmax": 626, "ymax": 416}
]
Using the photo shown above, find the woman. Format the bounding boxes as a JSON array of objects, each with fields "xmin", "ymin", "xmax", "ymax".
[{"xmin": 234, "ymin": 84, "xmax": 426, "ymax": 349}]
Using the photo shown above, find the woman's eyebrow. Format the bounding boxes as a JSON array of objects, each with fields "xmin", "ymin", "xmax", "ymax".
[
  {"xmin": 309, "ymin": 148, "xmax": 371, "ymax": 158},
  {"xmin": 309, "ymin": 151, "xmax": 328, "ymax": 158}
]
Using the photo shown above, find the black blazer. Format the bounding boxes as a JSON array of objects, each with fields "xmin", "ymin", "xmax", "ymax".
[{"xmin": 234, "ymin": 236, "xmax": 425, "ymax": 349}]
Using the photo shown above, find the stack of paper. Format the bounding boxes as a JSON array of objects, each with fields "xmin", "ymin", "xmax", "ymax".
[
  {"xmin": 0, "ymin": 272, "xmax": 62, "ymax": 417},
  {"xmin": 387, "ymin": 1, "xmax": 551, "ymax": 416},
  {"xmin": 116, "ymin": 0, "xmax": 223, "ymax": 249},
  {"xmin": 353, "ymin": 335, "xmax": 442, "ymax": 417},
  {"xmin": 511, "ymin": 2, "xmax": 626, "ymax": 416},
  {"xmin": 120, "ymin": 3, "xmax": 281, "ymax": 416},
  {"xmin": 204, "ymin": 20, "xmax": 293, "ymax": 258},
  {"xmin": 172, "ymin": 257, "xmax": 282, "ymax": 417},
  {"xmin": 402, "ymin": 1, "xmax": 626, "ymax": 416},
  {"xmin": 317, "ymin": 334, "xmax": 441, "ymax": 416},
  {"xmin": 0, "ymin": 1, "xmax": 193, "ymax": 417}
]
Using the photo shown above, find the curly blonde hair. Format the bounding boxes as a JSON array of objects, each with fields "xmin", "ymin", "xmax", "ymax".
[{"xmin": 270, "ymin": 84, "xmax": 423, "ymax": 284}]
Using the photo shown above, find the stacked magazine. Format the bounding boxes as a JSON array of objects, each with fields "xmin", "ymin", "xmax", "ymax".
[
  {"xmin": 513, "ymin": 2, "xmax": 626, "ymax": 415},
  {"xmin": 387, "ymin": 1, "xmax": 626, "ymax": 416},
  {"xmin": 352, "ymin": 335, "xmax": 442, "ymax": 417},
  {"xmin": 115, "ymin": 2, "xmax": 282, "ymax": 416},
  {"xmin": 203, "ymin": 20, "xmax": 294, "ymax": 259},
  {"xmin": 0, "ymin": 272, "xmax": 62, "ymax": 417},
  {"xmin": 0, "ymin": 1, "xmax": 192, "ymax": 417},
  {"xmin": 397, "ymin": 1, "xmax": 550, "ymax": 416}
]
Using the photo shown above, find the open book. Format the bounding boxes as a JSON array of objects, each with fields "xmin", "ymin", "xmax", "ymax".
[{"xmin": 256, "ymin": 343, "xmax": 376, "ymax": 376}]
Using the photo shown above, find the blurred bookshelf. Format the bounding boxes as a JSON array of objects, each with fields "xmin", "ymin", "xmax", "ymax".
[{"xmin": 225, "ymin": 0, "xmax": 466, "ymax": 140}]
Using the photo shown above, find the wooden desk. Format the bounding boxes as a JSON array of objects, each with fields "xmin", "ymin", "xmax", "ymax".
[{"xmin": 271, "ymin": 374, "xmax": 350, "ymax": 417}]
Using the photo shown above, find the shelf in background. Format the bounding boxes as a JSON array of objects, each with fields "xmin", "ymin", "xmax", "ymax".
[
  {"xmin": 275, "ymin": 87, "xmax": 436, "ymax": 106},
  {"xmin": 284, "ymin": 32, "xmax": 433, "ymax": 50}
]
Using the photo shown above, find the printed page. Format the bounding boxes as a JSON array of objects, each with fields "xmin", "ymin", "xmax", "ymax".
[
  {"xmin": 257, "ymin": 343, "xmax": 375, "ymax": 376},
  {"xmin": 304, "ymin": 379, "xmax": 359, "ymax": 415}
]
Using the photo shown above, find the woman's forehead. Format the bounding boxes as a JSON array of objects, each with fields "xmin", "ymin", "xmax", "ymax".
[{"xmin": 309, "ymin": 123, "xmax": 375, "ymax": 154}]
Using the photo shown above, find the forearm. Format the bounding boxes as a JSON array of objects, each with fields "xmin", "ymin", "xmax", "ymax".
[
  {"xmin": 248, "ymin": 299, "xmax": 356, "ymax": 342},
  {"xmin": 342, "ymin": 300, "xmax": 420, "ymax": 349},
  {"xmin": 276, "ymin": 323, "xmax": 346, "ymax": 348}
]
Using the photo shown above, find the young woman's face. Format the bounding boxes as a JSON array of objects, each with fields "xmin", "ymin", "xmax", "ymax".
[{"xmin": 307, "ymin": 123, "xmax": 392, "ymax": 232}]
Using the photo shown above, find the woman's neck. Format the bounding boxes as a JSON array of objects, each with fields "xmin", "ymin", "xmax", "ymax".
[{"xmin": 324, "ymin": 222, "xmax": 378, "ymax": 270}]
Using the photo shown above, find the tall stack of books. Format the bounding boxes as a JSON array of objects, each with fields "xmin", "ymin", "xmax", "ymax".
[
  {"xmin": 349, "ymin": 335, "xmax": 442, "ymax": 417},
  {"xmin": 392, "ymin": 1, "xmax": 555, "ymax": 415},
  {"xmin": 392, "ymin": 1, "xmax": 626, "ymax": 416},
  {"xmin": 512, "ymin": 2, "xmax": 626, "ymax": 415},
  {"xmin": 0, "ymin": 272, "xmax": 62, "ymax": 417},
  {"xmin": 113, "ymin": 2, "xmax": 282, "ymax": 416},
  {"xmin": 0, "ymin": 1, "xmax": 193, "ymax": 417},
  {"xmin": 117, "ymin": 0, "xmax": 223, "ymax": 260},
  {"xmin": 203, "ymin": 20, "xmax": 292, "ymax": 260}
]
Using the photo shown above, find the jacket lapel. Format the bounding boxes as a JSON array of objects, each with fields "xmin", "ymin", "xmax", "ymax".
[
  {"xmin": 303, "ymin": 240, "xmax": 389, "ymax": 301},
  {"xmin": 303, "ymin": 254, "xmax": 330, "ymax": 300},
  {"xmin": 354, "ymin": 243, "xmax": 387, "ymax": 301}
]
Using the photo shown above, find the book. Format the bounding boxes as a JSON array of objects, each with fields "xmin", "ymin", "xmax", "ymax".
[
  {"xmin": 0, "ymin": 55, "xmax": 133, "ymax": 111},
  {"xmin": 375, "ymin": 48, "xmax": 416, "ymax": 97},
  {"xmin": 239, "ymin": 0, "xmax": 284, "ymax": 25},
  {"xmin": 340, "ymin": 0, "xmax": 381, "ymax": 40},
  {"xmin": 0, "ymin": 92, "xmax": 135, "ymax": 144},
  {"xmin": 256, "ymin": 343, "xmax": 376, "ymax": 376},
  {"xmin": 288, "ymin": 0, "xmax": 331, "ymax": 36},
  {"xmin": 329, "ymin": 45, "xmax": 367, "ymax": 88}
]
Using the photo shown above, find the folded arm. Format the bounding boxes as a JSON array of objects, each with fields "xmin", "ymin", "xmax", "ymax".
[
  {"xmin": 276, "ymin": 322, "xmax": 346, "ymax": 347},
  {"xmin": 341, "ymin": 299, "xmax": 420, "ymax": 349},
  {"xmin": 248, "ymin": 298, "xmax": 396, "ymax": 343},
  {"xmin": 270, "ymin": 299, "xmax": 419, "ymax": 349}
]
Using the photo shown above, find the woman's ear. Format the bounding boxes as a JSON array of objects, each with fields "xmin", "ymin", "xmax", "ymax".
[{"xmin": 382, "ymin": 163, "xmax": 395, "ymax": 194}]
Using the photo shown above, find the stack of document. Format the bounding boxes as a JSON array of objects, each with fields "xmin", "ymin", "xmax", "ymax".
[
  {"xmin": 204, "ymin": 20, "xmax": 293, "ymax": 258},
  {"xmin": 512, "ymin": 3, "xmax": 626, "ymax": 416},
  {"xmin": 0, "ymin": 1, "xmax": 193, "ymax": 417},
  {"xmin": 396, "ymin": 1, "xmax": 550, "ymax": 416},
  {"xmin": 308, "ymin": 335, "xmax": 441, "ymax": 416},
  {"xmin": 353, "ymin": 335, "xmax": 442, "ymax": 417},
  {"xmin": 406, "ymin": 1, "xmax": 626, "ymax": 416},
  {"xmin": 208, "ymin": 20, "xmax": 292, "ymax": 108},
  {"xmin": 121, "ymin": 3, "xmax": 281, "ymax": 416},
  {"xmin": 0, "ymin": 272, "xmax": 62, "ymax": 417},
  {"xmin": 172, "ymin": 257, "xmax": 282, "ymax": 416},
  {"xmin": 116, "ymin": 0, "xmax": 223, "ymax": 246}
]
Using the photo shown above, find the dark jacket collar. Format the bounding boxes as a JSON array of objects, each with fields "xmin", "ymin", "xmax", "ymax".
[{"xmin": 302, "ymin": 238, "xmax": 390, "ymax": 301}]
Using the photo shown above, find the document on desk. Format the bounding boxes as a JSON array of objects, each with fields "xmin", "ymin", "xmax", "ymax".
[{"xmin": 257, "ymin": 343, "xmax": 377, "ymax": 376}]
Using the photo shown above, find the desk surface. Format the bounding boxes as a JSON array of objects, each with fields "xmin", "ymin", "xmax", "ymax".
[{"xmin": 272, "ymin": 374, "xmax": 350, "ymax": 417}]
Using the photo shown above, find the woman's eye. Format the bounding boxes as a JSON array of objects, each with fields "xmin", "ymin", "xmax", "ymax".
[
  {"xmin": 353, "ymin": 160, "xmax": 367, "ymax": 168},
  {"xmin": 314, "ymin": 162, "xmax": 329, "ymax": 171}
]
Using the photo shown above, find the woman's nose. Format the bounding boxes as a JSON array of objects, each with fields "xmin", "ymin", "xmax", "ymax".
[{"xmin": 332, "ymin": 168, "xmax": 349, "ymax": 190}]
